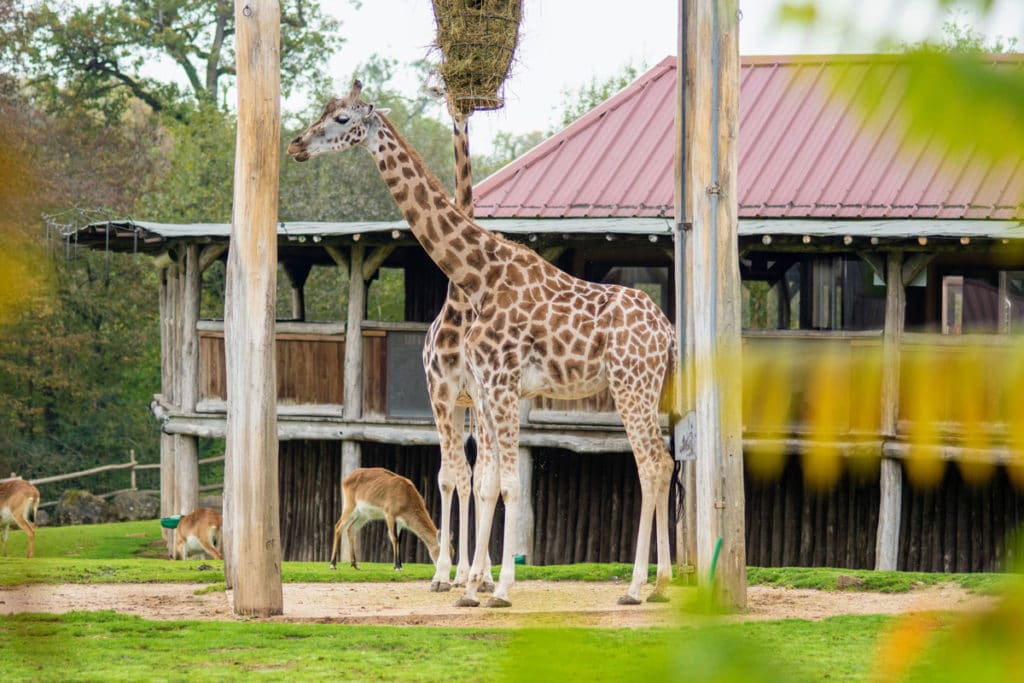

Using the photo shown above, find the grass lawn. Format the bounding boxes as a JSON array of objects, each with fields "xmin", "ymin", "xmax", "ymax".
[
  {"xmin": 2, "ymin": 520, "xmax": 1021, "ymax": 682},
  {"xmin": 0, "ymin": 610, "xmax": 891, "ymax": 682}
]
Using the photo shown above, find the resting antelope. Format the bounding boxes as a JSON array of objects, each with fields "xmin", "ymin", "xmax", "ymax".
[
  {"xmin": 330, "ymin": 467, "xmax": 445, "ymax": 571},
  {"xmin": 174, "ymin": 507, "xmax": 223, "ymax": 560},
  {"xmin": 0, "ymin": 479, "xmax": 40, "ymax": 558}
]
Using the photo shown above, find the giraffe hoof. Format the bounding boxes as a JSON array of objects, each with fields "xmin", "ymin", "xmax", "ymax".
[
  {"xmin": 617, "ymin": 595, "xmax": 642, "ymax": 606},
  {"xmin": 485, "ymin": 596, "xmax": 511, "ymax": 608},
  {"xmin": 646, "ymin": 592, "xmax": 670, "ymax": 603},
  {"xmin": 454, "ymin": 596, "xmax": 480, "ymax": 608},
  {"xmin": 430, "ymin": 581, "xmax": 452, "ymax": 593}
]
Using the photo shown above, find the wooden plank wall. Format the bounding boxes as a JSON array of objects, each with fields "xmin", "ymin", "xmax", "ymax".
[
  {"xmin": 744, "ymin": 455, "xmax": 880, "ymax": 569},
  {"xmin": 279, "ymin": 442, "xmax": 1024, "ymax": 570},
  {"xmin": 277, "ymin": 441, "xmax": 669, "ymax": 565},
  {"xmin": 898, "ymin": 462, "xmax": 1024, "ymax": 572},
  {"xmin": 199, "ymin": 332, "xmax": 386, "ymax": 409}
]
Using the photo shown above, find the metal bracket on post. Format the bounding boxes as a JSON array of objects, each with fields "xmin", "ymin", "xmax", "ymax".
[{"xmin": 673, "ymin": 410, "xmax": 697, "ymax": 461}]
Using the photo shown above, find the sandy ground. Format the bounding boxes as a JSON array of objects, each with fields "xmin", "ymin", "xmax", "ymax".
[{"xmin": 0, "ymin": 580, "xmax": 999, "ymax": 628}]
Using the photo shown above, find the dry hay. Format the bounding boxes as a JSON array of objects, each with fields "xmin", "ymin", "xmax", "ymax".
[{"xmin": 431, "ymin": 0, "xmax": 523, "ymax": 116}]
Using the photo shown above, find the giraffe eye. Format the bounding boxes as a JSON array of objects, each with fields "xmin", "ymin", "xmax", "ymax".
[{"xmin": 334, "ymin": 115, "xmax": 350, "ymax": 125}]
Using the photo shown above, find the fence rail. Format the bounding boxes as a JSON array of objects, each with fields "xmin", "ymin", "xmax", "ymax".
[{"xmin": 1, "ymin": 451, "xmax": 226, "ymax": 509}]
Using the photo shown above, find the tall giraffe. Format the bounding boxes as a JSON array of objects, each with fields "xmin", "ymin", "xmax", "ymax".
[
  {"xmin": 424, "ymin": 111, "xmax": 493, "ymax": 592},
  {"xmin": 288, "ymin": 81, "xmax": 677, "ymax": 607}
]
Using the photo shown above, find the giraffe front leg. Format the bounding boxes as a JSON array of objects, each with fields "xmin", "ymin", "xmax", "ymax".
[{"xmin": 486, "ymin": 460, "xmax": 520, "ymax": 608}]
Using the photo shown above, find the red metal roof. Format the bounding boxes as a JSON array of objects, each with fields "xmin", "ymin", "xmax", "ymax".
[{"xmin": 474, "ymin": 54, "xmax": 1024, "ymax": 220}]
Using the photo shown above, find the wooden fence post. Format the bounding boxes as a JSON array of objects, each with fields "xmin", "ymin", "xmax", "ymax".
[{"xmin": 224, "ymin": 0, "xmax": 283, "ymax": 616}]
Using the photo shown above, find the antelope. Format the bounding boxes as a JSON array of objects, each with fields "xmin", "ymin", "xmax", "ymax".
[
  {"xmin": 0, "ymin": 479, "xmax": 40, "ymax": 558},
  {"xmin": 329, "ymin": 467, "xmax": 446, "ymax": 571},
  {"xmin": 174, "ymin": 507, "xmax": 223, "ymax": 560}
]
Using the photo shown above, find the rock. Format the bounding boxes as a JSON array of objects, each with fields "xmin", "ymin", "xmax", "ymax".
[
  {"xmin": 836, "ymin": 574, "xmax": 865, "ymax": 589},
  {"xmin": 54, "ymin": 489, "xmax": 115, "ymax": 526},
  {"xmin": 34, "ymin": 508, "xmax": 50, "ymax": 527},
  {"xmin": 111, "ymin": 490, "xmax": 160, "ymax": 521}
]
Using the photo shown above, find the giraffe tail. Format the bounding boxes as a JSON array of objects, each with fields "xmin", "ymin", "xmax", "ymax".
[{"xmin": 464, "ymin": 408, "xmax": 478, "ymax": 469}]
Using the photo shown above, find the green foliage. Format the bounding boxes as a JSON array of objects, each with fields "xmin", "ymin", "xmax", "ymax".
[
  {"xmin": 139, "ymin": 103, "xmax": 236, "ymax": 223},
  {"xmin": 557, "ymin": 60, "xmax": 646, "ymax": 128},
  {"xmin": 0, "ymin": 249, "xmax": 161, "ymax": 499},
  {"xmin": 6, "ymin": 0, "xmax": 344, "ymax": 123}
]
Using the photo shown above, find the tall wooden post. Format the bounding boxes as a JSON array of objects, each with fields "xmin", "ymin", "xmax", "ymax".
[
  {"xmin": 175, "ymin": 242, "xmax": 201, "ymax": 516},
  {"xmin": 876, "ymin": 250, "xmax": 905, "ymax": 570},
  {"xmin": 223, "ymin": 0, "xmax": 283, "ymax": 616},
  {"xmin": 340, "ymin": 245, "xmax": 366, "ymax": 562},
  {"xmin": 680, "ymin": 0, "xmax": 746, "ymax": 608}
]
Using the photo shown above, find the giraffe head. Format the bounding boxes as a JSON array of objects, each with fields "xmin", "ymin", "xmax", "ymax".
[{"xmin": 287, "ymin": 79, "xmax": 390, "ymax": 162}]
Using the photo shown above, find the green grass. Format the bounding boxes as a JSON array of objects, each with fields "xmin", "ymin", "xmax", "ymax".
[
  {"xmin": 0, "ymin": 610, "xmax": 897, "ymax": 682},
  {"xmin": 746, "ymin": 566, "xmax": 1014, "ymax": 594},
  {"xmin": 1, "ymin": 521, "xmax": 1016, "ymax": 595},
  {"xmin": 3, "ymin": 521, "xmax": 1022, "ymax": 682}
]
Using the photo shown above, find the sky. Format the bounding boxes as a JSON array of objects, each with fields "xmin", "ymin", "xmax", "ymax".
[{"xmin": 322, "ymin": 0, "xmax": 1024, "ymax": 154}]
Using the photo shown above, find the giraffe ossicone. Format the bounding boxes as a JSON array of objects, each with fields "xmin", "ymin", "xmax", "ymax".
[{"xmin": 288, "ymin": 80, "xmax": 678, "ymax": 607}]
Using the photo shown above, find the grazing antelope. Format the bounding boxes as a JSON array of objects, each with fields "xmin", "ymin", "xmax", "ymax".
[
  {"xmin": 329, "ymin": 467, "xmax": 445, "ymax": 571},
  {"xmin": 0, "ymin": 479, "xmax": 40, "ymax": 558},
  {"xmin": 174, "ymin": 507, "xmax": 223, "ymax": 560}
]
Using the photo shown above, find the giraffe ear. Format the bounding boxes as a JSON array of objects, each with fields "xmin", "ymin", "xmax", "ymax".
[{"xmin": 376, "ymin": 107, "xmax": 391, "ymax": 116}]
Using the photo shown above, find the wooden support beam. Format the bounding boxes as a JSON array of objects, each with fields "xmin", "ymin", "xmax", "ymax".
[
  {"xmin": 901, "ymin": 253, "xmax": 932, "ymax": 287},
  {"xmin": 876, "ymin": 249, "xmax": 905, "ymax": 571},
  {"xmin": 681, "ymin": 0, "xmax": 746, "ymax": 608},
  {"xmin": 223, "ymin": 0, "xmax": 283, "ymax": 617},
  {"xmin": 362, "ymin": 245, "xmax": 396, "ymax": 281},
  {"xmin": 339, "ymin": 244, "xmax": 367, "ymax": 563},
  {"xmin": 199, "ymin": 244, "xmax": 227, "ymax": 272},
  {"xmin": 858, "ymin": 251, "xmax": 887, "ymax": 285},
  {"xmin": 324, "ymin": 244, "xmax": 350, "ymax": 281}
]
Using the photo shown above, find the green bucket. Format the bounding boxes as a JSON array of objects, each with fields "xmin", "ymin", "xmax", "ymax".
[{"xmin": 160, "ymin": 515, "xmax": 182, "ymax": 530}]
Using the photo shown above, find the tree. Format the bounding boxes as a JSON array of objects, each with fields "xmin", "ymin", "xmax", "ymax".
[{"xmin": 8, "ymin": 0, "xmax": 344, "ymax": 122}]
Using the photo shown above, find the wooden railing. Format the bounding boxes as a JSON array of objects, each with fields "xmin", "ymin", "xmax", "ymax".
[
  {"xmin": 194, "ymin": 320, "xmax": 1024, "ymax": 444},
  {"xmin": 1, "ymin": 451, "xmax": 225, "ymax": 509}
]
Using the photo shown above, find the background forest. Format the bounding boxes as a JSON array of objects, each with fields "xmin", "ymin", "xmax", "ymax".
[{"xmin": 0, "ymin": 0, "xmax": 615, "ymax": 501}]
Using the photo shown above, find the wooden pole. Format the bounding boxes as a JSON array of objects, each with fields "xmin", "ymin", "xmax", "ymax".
[
  {"xmin": 876, "ymin": 250, "xmax": 905, "ymax": 570},
  {"xmin": 224, "ymin": 0, "xmax": 283, "ymax": 616},
  {"xmin": 158, "ymin": 267, "xmax": 176, "ymax": 556},
  {"xmin": 682, "ymin": 0, "xmax": 746, "ymax": 608},
  {"xmin": 339, "ymin": 245, "xmax": 366, "ymax": 562},
  {"xmin": 176, "ymin": 242, "xmax": 201, "ymax": 515}
]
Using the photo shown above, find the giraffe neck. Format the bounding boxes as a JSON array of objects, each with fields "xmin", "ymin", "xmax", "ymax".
[
  {"xmin": 452, "ymin": 114, "xmax": 474, "ymax": 216},
  {"xmin": 367, "ymin": 113, "xmax": 499, "ymax": 304}
]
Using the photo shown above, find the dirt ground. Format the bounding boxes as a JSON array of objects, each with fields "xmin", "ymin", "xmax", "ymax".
[{"xmin": 0, "ymin": 580, "xmax": 998, "ymax": 628}]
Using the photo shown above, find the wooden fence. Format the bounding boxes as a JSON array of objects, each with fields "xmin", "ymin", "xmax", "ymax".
[{"xmin": 1, "ymin": 451, "xmax": 224, "ymax": 509}]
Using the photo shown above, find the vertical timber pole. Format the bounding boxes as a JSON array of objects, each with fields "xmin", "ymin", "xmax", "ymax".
[
  {"xmin": 682, "ymin": 0, "xmax": 746, "ymax": 608},
  {"xmin": 176, "ymin": 242, "xmax": 201, "ymax": 516},
  {"xmin": 876, "ymin": 250, "xmax": 905, "ymax": 570},
  {"xmin": 224, "ymin": 0, "xmax": 283, "ymax": 616},
  {"xmin": 340, "ymin": 245, "xmax": 366, "ymax": 563}
]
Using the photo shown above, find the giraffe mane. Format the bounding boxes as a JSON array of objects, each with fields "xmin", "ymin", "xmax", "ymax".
[{"xmin": 377, "ymin": 112, "xmax": 534, "ymax": 257}]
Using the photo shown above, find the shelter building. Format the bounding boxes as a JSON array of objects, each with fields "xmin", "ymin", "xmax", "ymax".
[{"xmin": 71, "ymin": 54, "xmax": 1024, "ymax": 572}]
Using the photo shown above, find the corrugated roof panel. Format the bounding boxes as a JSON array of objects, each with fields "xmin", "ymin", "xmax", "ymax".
[{"xmin": 476, "ymin": 54, "xmax": 1024, "ymax": 222}]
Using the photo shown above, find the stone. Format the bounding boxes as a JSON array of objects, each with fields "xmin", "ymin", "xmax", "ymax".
[
  {"xmin": 54, "ymin": 489, "xmax": 115, "ymax": 526},
  {"xmin": 111, "ymin": 490, "xmax": 160, "ymax": 521}
]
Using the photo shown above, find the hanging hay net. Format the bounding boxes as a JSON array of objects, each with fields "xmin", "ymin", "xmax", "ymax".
[{"xmin": 430, "ymin": 0, "xmax": 523, "ymax": 117}]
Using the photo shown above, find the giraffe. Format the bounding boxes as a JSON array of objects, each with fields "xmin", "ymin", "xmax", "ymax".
[
  {"xmin": 423, "ymin": 110, "xmax": 494, "ymax": 592},
  {"xmin": 288, "ymin": 80, "xmax": 677, "ymax": 607}
]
